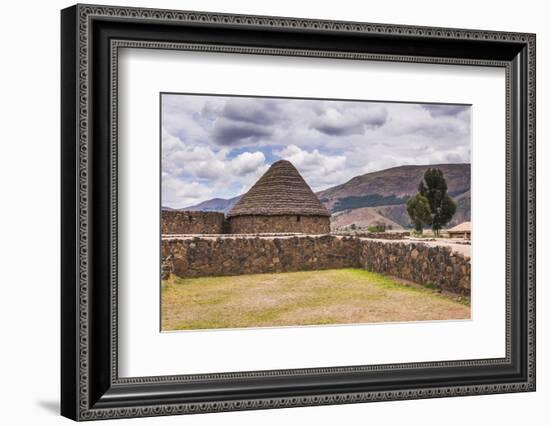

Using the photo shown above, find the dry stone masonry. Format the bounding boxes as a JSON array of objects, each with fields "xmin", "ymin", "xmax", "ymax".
[
  {"xmin": 162, "ymin": 235, "xmax": 360, "ymax": 278},
  {"xmin": 228, "ymin": 215, "xmax": 330, "ymax": 234},
  {"xmin": 360, "ymin": 241, "xmax": 470, "ymax": 295},
  {"xmin": 161, "ymin": 235, "xmax": 470, "ymax": 295},
  {"xmin": 161, "ymin": 211, "xmax": 225, "ymax": 234}
]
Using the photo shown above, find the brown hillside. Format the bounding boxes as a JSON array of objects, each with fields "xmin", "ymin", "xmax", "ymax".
[
  {"xmin": 317, "ymin": 164, "xmax": 470, "ymax": 229},
  {"xmin": 317, "ymin": 163, "xmax": 470, "ymax": 212},
  {"xmin": 331, "ymin": 207, "xmax": 404, "ymax": 230}
]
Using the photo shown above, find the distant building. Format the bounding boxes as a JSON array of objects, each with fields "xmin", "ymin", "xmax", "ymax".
[
  {"xmin": 227, "ymin": 160, "xmax": 331, "ymax": 234},
  {"xmin": 448, "ymin": 221, "xmax": 471, "ymax": 239}
]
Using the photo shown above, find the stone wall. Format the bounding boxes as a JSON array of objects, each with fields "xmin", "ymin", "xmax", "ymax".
[
  {"xmin": 359, "ymin": 241, "xmax": 470, "ymax": 295},
  {"xmin": 354, "ymin": 232, "xmax": 410, "ymax": 240},
  {"xmin": 161, "ymin": 235, "xmax": 470, "ymax": 295},
  {"xmin": 228, "ymin": 215, "xmax": 330, "ymax": 234},
  {"xmin": 161, "ymin": 211, "xmax": 225, "ymax": 235},
  {"xmin": 162, "ymin": 235, "xmax": 360, "ymax": 278}
]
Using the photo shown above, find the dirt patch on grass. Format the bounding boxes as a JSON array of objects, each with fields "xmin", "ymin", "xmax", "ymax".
[{"xmin": 161, "ymin": 269, "xmax": 470, "ymax": 331}]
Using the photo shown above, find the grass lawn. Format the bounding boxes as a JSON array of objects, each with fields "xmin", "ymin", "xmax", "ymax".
[{"xmin": 161, "ymin": 268, "xmax": 470, "ymax": 331}]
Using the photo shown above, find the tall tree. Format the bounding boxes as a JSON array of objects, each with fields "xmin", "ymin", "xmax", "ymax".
[
  {"xmin": 421, "ymin": 168, "xmax": 457, "ymax": 236},
  {"xmin": 406, "ymin": 194, "xmax": 431, "ymax": 234}
]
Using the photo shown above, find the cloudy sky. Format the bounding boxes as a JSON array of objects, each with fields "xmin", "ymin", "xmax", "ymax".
[{"xmin": 162, "ymin": 94, "xmax": 471, "ymax": 209}]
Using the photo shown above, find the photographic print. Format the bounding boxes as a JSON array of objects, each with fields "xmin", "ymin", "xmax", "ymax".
[
  {"xmin": 160, "ymin": 93, "xmax": 472, "ymax": 331},
  {"xmin": 61, "ymin": 7, "xmax": 535, "ymax": 418}
]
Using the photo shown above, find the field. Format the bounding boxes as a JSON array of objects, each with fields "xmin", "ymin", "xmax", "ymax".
[{"xmin": 161, "ymin": 269, "xmax": 470, "ymax": 331}]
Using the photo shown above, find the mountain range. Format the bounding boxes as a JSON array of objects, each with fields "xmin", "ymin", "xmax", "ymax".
[
  {"xmin": 178, "ymin": 196, "xmax": 242, "ymax": 213},
  {"xmin": 163, "ymin": 163, "xmax": 471, "ymax": 230}
]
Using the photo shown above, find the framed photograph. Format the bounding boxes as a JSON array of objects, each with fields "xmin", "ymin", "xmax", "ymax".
[{"xmin": 61, "ymin": 4, "xmax": 536, "ymax": 421}]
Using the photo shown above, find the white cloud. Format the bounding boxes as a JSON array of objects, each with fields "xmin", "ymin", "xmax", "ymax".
[
  {"xmin": 161, "ymin": 128, "xmax": 268, "ymax": 208},
  {"xmin": 162, "ymin": 176, "xmax": 215, "ymax": 208},
  {"xmin": 311, "ymin": 104, "xmax": 388, "ymax": 136},
  {"xmin": 229, "ymin": 151, "xmax": 266, "ymax": 176},
  {"xmin": 161, "ymin": 94, "xmax": 471, "ymax": 207},
  {"xmin": 276, "ymin": 145, "xmax": 354, "ymax": 191}
]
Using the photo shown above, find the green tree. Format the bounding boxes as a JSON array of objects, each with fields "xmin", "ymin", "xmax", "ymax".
[
  {"xmin": 419, "ymin": 168, "xmax": 457, "ymax": 236},
  {"xmin": 406, "ymin": 194, "xmax": 431, "ymax": 234}
]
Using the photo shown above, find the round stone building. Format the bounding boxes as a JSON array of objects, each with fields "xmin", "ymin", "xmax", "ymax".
[{"xmin": 227, "ymin": 160, "xmax": 331, "ymax": 234}]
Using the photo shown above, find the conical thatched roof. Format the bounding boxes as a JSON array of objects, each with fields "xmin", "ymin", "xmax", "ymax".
[{"xmin": 227, "ymin": 160, "xmax": 330, "ymax": 218}]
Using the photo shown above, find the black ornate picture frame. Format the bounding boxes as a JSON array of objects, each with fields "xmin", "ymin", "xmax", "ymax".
[{"xmin": 61, "ymin": 4, "xmax": 536, "ymax": 421}]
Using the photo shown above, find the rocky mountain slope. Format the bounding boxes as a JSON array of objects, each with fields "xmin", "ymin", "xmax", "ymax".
[
  {"xmin": 173, "ymin": 195, "xmax": 241, "ymax": 214},
  {"xmin": 317, "ymin": 163, "xmax": 470, "ymax": 229}
]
